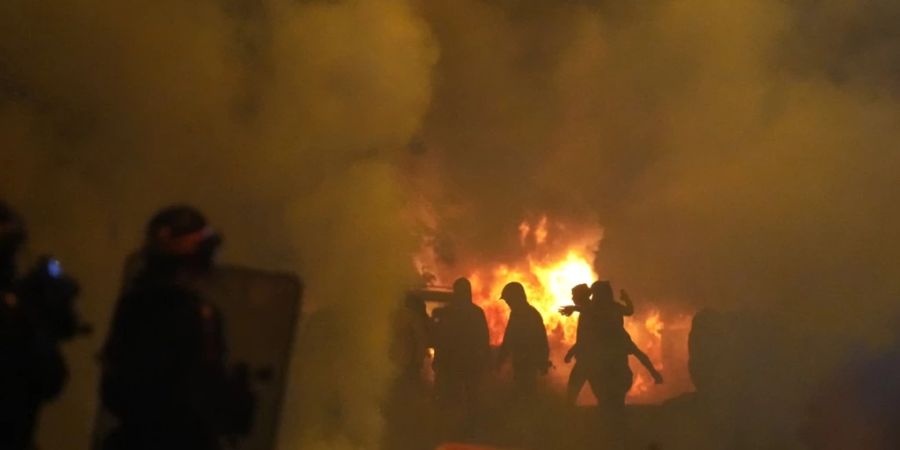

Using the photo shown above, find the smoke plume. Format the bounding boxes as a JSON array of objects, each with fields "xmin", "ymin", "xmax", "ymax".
[
  {"xmin": 416, "ymin": 0, "xmax": 900, "ymax": 335},
  {"xmin": 3, "ymin": 0, "xmax": 900, "ymax": 448},
  {"xmin": 1, "ymin": 0, "xmax": 434, "ymax": 448}
]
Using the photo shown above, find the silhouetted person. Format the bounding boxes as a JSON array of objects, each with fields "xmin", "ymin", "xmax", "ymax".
[
  {"xmin": 564, "ymin": 281, "xmax": 665, "ymax": 396},
  {"xmin": 561, "ymin": 282, "xmax": 662, "ymax": 407},
  {"xmin": 391, "ymin": 293, "xmax": 430, "ymax": 383},
  {"xmin": 586, "ymin": 281, "xmax": 632, "ymax": 407},
  {"xmin": 563, "ymin": 283, "xmax": 592, "ymax": 404},
  {"xmin": 498, "ymin": 282, "xmax": 550, "ymax": 395},
  {"xmin": 687, "ymin": 308, "xmax": 727, "ymax": 394},
  {"xmin": 431, "ymin": 277, "xmax": 490, "ymax": 439},
  {"xmin": 100, "ymin": 205, "xmax": 251, "ymax": 450},
  {"xmin": 493, "ymin": 282, "xmax": 550, "ymax": 448},
  {"xmin": 558, "ymin": 281, "xmax": 634, "ymax": 449},
  {"xmin": 679, "ymin": 308, "xmax": 814, "ymax": 449},
  {"xmin": 384, "ymin": 293, "xmax": 435, "ymax": 450},
  {"xmin": 0, "ymin": 202, "xmax": 81, "ymax": 450}
]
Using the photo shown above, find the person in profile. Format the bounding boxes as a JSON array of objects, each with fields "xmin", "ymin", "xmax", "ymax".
[
  {"xmin": 431, "ymin": 277, "xmax": 490, "ymax": 439},
  {"xmin": 493, "ymin": 282, "xmax": 551, "ymax": 447},
  {"xmin": 561, "ymin": 282, "xmax": 663, "ymax": 406},
  {"xmin": 497, "ymin": 282, "xmax": 550, "ymax": 395},
  {"xmin": 99, "ymin": 205, "xmax": 252, "ymax": 450},
  {"xmin": 562, "ymin": 283, "xmax": 592, "ymax": 405}
]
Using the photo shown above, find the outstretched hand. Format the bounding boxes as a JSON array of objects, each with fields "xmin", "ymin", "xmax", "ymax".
[
  {"xmin": 559, "ymin": 305, "xmax": 578, "ymax": 317},
  {"xmin": 620, "ymin": 289, "xmax": 631, "ymax": 304}
]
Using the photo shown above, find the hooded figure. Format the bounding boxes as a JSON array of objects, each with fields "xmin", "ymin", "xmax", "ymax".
[
  {"xmin": 498, "ymin": 282, "xmax": 550, "ymax": 393},
  {"xmin": 431, "ymin": 277, "xmax": 490, "ymax": 440},
  {"xmin": 432, "ymin": 277, "xmax": 491, "ymax": 382}
]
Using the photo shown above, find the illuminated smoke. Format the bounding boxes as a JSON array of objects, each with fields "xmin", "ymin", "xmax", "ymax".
[
  {"xmin": 3, "ymin": 0, "xmax": 900, "ymax": 448},
  {"xmin": 410, "ymin": 0, "xmax": 900, "ymax": 339},
  {"xmin": 1, "ymin": 0, "xmax": 435, "ymax": 448},
  {"xmin": 418, "ymin": 216, "xmax": 694, "ymax": 405}
]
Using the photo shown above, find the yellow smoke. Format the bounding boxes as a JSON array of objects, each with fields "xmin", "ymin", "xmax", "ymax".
[
  {"xmin": 1, "ymin": 0, "xmax": 434, "ymax": 448},
  {"xmin": 3, "ymin": 0, "xmax": 900, "ymax": 448}
]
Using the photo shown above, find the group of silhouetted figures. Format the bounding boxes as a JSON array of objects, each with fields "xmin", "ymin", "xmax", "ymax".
[
  {"xmin": 4, "ymin": 199, "xmax": 899, "ymax": 450},
  {"xmin": 0, "ymin": 198, "xmax": 697, "ymax": 450},
  {"xmin": 387, "ymin": 276, "xmax": 665, "ymax": 449},
  {"xmin": 0, "ymin": 202, "xmax": 255, "ymax": 450}
]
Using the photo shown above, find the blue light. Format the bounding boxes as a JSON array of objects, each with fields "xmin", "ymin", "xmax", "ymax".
[{"xmin": 47, "ymin": 259, "xmax": 63, "ymax": 278}]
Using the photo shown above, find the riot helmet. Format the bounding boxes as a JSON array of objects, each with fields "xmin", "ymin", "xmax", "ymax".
[{"xmin": 144, "ymin": 205, "xmax": 222, "ymax": 270}]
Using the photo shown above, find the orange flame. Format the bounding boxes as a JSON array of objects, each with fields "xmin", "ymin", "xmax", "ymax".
[{"xmin": 421, "ymin": 216, "xmax": 694, "ymax": 404}]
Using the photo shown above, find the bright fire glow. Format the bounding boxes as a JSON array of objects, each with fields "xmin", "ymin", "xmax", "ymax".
[{"xmin": 420, "ymin": 215, "xmax": 694, "ymax": 404}]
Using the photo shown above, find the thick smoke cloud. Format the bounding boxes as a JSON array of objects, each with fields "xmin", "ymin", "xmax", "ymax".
[
  {"xmin": 1, "ymin": 0, "xmax": 434, "ymax": 448},
  {"xmin": 417, "ymin": 0, "xmax": 900, "ymax": 336},
  {"xmin": 411, "ymin": 2, "xmax": 900, "ymax": 446},
  {"xmin": 3, "ymin": 0, "xmax": 900, "ymax": 448}
]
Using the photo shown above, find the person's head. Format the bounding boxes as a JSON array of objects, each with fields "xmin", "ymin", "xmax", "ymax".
[
  {"xmin": 0, "ymin": 201, "xmax": 26, "ymax": 267},
  {"xmin": 500, "ymin": 281, "xmax": 527, "ymax": 308},
  {"xmin": 571, "ymin": 283, "xmax": 590, "ymax": 306},
  {"xmin": 590, "ymin": 280, "xmax": 614, "ymax": 304},
  {"xmin": 144, "ymin": 205, "xmax": 222, "ymax": 272},
  {"xmin": 452, "ymin": 277, "xmax": 473, "ymax": 304}
]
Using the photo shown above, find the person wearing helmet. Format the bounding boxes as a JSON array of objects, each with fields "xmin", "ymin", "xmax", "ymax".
[
  {"xmin": 99, "ymin": 205, "xmax": 243, "ymax": 450},
  {"xmin": 0, "ymin": 202, "xmax": 73, "ymax": 450},
  {"xmin": 498, "ymin": 282, "xmax": 550, "ymax": 395}
]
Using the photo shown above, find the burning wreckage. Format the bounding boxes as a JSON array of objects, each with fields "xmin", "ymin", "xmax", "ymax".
[
  {"xmin": 381, "ymin": 215, "xmax": 900, "ymax": 450},
  {"xmin": 90, "ymin": 214, "xmax": 900, "ymax": 450},
  {"xmin": 409, "ymin": 216, "xmax": 695, "ymax": 406}
]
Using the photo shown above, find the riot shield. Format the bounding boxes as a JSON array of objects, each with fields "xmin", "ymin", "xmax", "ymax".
[{"xmin": 91, "ymin": 264, "xmax": 302, "ymax": 450}]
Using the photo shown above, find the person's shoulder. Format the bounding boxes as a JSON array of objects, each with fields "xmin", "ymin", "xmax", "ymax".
[{"xmin": 126, "ymin": 280, "xmax": 203, "ymax": 311}]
